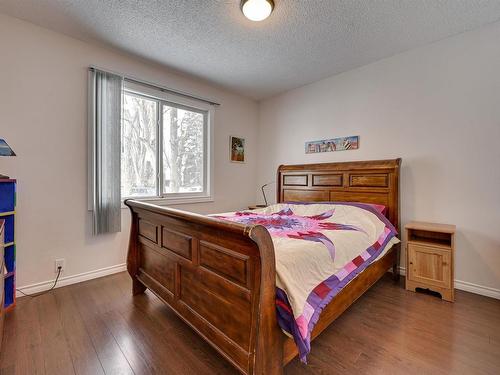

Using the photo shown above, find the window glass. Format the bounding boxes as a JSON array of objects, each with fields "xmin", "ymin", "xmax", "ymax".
[
  {"xmin": 121, "ymin": 93, "xmax": 158, "ymax": 198},
  {"xmin": 162, "ymin": 105, "xmax": 204, "ymax": 194}
]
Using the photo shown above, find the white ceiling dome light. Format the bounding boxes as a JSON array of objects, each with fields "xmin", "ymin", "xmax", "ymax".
[{"xmin": 241, "ymin": 0, "xmax": 274, "ymax": 22}]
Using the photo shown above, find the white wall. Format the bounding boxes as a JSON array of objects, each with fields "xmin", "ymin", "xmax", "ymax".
[
  {"xmin": 0, "ymin": 14, "xmax": 259, "ymax": 289},
  {"xmin": 257, "ymin": 22, "xmax": 500, "ymax": 293}
]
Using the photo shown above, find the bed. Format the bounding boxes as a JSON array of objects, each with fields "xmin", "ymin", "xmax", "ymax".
[{"xmin": 125, "ymin": 158, "xmax": 401, "ymax": 375}]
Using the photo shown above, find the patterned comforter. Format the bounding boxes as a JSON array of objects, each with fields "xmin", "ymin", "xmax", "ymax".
[{"xmin": 214, "ymin": 202, "xmax": 399, "ymax": 362}]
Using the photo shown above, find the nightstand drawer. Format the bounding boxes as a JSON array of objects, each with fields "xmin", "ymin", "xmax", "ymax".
[{"xmin": 407, "ymin": 243, "xmax": 451, "ymax": 289}]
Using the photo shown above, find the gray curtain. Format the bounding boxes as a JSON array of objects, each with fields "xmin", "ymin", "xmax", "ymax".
[{"xmin": 88, "ymin": 68, "xmax": 123, "ymax": 235}]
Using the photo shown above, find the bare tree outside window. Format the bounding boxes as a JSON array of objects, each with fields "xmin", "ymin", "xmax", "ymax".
[
  {"xmin": 121, "ymin": 93, "xmax": 157, "ymax": 198},
  {"xmin": 163, "ymin": 105, "xmax": 204, "ymax": 194}
]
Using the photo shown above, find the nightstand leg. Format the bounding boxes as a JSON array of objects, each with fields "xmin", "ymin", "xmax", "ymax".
[
  {"xmin": 405, "ymin": 279, "xmax": 417, "ymax": 292},
  {"xmin": 441, "ymin": 289, "xmax": 454, "ymax": 302}
]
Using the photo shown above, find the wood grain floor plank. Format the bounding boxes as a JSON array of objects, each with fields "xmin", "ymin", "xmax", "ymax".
[
  {"xmin": 113, "ymin": 273, "xmax": 237, "ymax": 374},
  {"xmin": 356, "ymin": 286, "xmax": 500, "ymax": 373},
  {"xmin": 92, "ymin": 276, "xmax": 173, "ymax": 374},
  {"xmin": 2, "ymin": 272, "xmax": 499, "ymax": 375},
  {"xmin": 99, "ymin": 274, "xmax": 217, "ymax": 374},
  {"xmin": 37, "ymin": 293, "xmax": 76, "ymax": 375},
  {"xmin": 79, "ymin": 277, "xmax": 152, "ymax": 375},
  {"xmin": 53, "ymin": 286, "xmax": 105, "ymax": 375},
  {"xmin": 0, "ymin": 298, "xmax": 44, "ymax": 375},
  {"xmin": 70, "ymin": 281, "xmax": 135, "ymax": 375}
]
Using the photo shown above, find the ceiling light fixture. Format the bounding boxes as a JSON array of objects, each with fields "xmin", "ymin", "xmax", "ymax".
[{"xmin": 241, "ymin": 0, "xmax": 274, "ymax": 22}]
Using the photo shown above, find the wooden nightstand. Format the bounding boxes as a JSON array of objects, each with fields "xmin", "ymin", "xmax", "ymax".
[{"xmin": 405, "ymin": 221, "xmax": 456, "ymax": 302}]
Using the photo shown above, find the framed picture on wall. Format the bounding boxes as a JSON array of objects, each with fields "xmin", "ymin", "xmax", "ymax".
[
  {"xmin": 305, "ymin": 135, "xmax": 359, "ymax": 154},
  {"xmin": 230, "ymin": 136, "xmax": 245, "ymax": 163}
]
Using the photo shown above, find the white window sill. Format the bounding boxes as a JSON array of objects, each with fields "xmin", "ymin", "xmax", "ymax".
[{"xmin": 121, "ymin": 195, "xmax": 214, "ymax": 209}]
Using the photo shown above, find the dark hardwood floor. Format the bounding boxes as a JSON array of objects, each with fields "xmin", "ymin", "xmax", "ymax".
[{"xmin": 1, "ymin": 272, "xmax": 499, "ymax": 374}]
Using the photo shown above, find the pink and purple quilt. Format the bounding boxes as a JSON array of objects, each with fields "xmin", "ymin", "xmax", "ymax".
[{"xmin": 215, "ymin": 202, "xmax": 399, "ymax": 362}]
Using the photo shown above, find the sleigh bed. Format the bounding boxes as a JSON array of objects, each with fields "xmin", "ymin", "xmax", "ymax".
[{"xmin": 125, "ymin": 158, "xmax": 401, "ymax": 375}]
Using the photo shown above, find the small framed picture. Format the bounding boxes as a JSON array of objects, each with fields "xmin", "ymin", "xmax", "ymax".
[{"xmin": 230, "ymin": 136, "xmax": 245, "ymax": 163}]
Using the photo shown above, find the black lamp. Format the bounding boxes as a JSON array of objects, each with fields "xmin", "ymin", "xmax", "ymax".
[
  {"xmin": 260, "ymin": 181, "xmax": 274, "ymax": 207},
  {"xmin": 0, "ymin": 139, "xmax": 16, "ymax": 179}
]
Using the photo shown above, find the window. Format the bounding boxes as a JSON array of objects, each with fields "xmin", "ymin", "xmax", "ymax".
[{"xmin": 121, "ymin": 83, "xmax": 213, "ymax": 203}]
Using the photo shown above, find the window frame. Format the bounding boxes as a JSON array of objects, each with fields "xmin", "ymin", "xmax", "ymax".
[{"xmin": 121, "ymin": 82, "xmax": 214, "ymax": 206}]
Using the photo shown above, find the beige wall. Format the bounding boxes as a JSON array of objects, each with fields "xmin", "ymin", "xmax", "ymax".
[
  {"xmin": 257, "ymin": 22, "xmax": 500, "ymax": 294},
  {"xmin": 0, "ymin": 14, "xmax": 259, "ymax": 289}
]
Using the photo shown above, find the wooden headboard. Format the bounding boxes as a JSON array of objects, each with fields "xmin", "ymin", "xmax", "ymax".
[{"xmin": 277, "ymin": 159, "xmax": 401, "ymax": 232}]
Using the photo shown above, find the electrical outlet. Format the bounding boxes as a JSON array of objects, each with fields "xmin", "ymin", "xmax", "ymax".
[{"xmin": 55, "ymin": 258, "xmax": 65, "ymax": 273}]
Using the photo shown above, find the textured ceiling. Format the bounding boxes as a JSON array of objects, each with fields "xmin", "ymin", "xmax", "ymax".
[{"xmin": 2, "ymin": 0, "xmax": 500, "ymax": 99}]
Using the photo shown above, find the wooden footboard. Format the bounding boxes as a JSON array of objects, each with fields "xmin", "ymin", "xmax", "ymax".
[{"xmin": 125, "ymin": 200, "xmax": 284, "ymax": 375}]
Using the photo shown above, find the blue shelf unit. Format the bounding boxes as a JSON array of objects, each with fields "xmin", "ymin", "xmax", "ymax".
[{"xmin": 0, "ymin": 179, "xmax": 16, "ymax": 311}]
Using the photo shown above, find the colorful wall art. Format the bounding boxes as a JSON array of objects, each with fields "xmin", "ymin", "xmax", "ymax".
[{"xmin": 305, "ymin": 136, "xmax": 359, "ymax": 154}]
